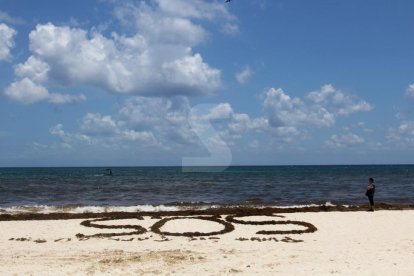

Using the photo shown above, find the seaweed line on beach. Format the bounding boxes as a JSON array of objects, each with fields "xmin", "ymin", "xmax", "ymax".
[{"xmin": 1, "ymin": 203, "xmax": 413, "ymax": 221}]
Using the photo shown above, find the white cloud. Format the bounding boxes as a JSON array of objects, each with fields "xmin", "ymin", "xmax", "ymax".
[
  {"xmin": 263, "ymin": 84, "xmax": 372, "ymax": 128},
  {"xmin": 6, "ymin": 0, "xmax": 237, "ymax": 104},
  {"xmin": 51, "ymin": 116, "xmax": 157, "ymax": 151},
  {"xmin": 235, "ymin": 66, "xmax": 253, "ymax": 84},
  {"xmin": 49, "ymin": 96, "xmax": 259, "ymax": 153},
  {"xmin": 49, "ymin": 123, "xmax": 91, "ymax": 147},
  {"xmin": 72, "ymin": 97, "xmax": 195, "ymax": 149},
  {"xmin": 306, "ymin": 84, "xmax": 335, "ymax": 104},
  {"xmin": 2, "ymin": 26, "xmax": 84, "ymax": 104},
  {"xmin": 43, "ymin": 82, "xmax": 373, "ymax": 155},
  {"xmin": 275, "ymin": 126, "xmax": 300, "ymax": 137},
  {"xmin": 121, "ymin": 129, "xmax": 156, "ymax": 142},
  {"xmin": 325, "ymin": 133, "xmax": 365, "ymax": 149},
  {"xmin": 119, "ymin": 97, "xmax": 251, "ymax": 147},
  {"xmin": 80, "ymin": 112, "xmax": 158, "ymax": 144},
  {"xmin": 119, "ymin": 96, "xmax": 191, "ymax": 133},
  {"xmin": 387, "ymin": 120, "xmax": 414, "ymax": 147},
  {"xmin": 134, "ymin": 6, "xmax": 207, "ymax": 46},
  {"xmin": 46, "ymin": 92, "xmax": 336, "ymax": 160},
  {"xmin": 155, "ymin": 0, "xmax": 234, "ymax": 21},
  {"xmin": 406, "ymin": 84, "xmax": 414, "ymax": 99},
  {"xmin": 15, "ymin": 56, "xmax": 50, "ymax": 82},
  {"xmin": 162, "ymin": 54, "xmax": 221, "ymax": 94},
  {"xmin": 14, "ymin": 19, "xmax": 220, "ymax": 97},
  {"xmin": 206, "ymin": 103, "xmax": 233, "ymax": 121},
  {"xmin": 115, "ymin": 0, "xmax": 236, "ymax": 42},
  {"xmin": 251, "ymin": 0, "xmax": 269, "ymax": 10},
  {"xmin": 307, "ymin": 84, "xmax": 373, "ymax": 116},
  {"xmin": 48, "ymin": 92, "xmax": 86, "ymax": 104},
  {"xmin": 0, "ymin": 10, "xmax": 25, "ymax": 25},
  {"xmin": 80, "ymin": 113, "xmax": 118, "ymax": 136},
  {"xmin": 5, "ymin": 78, "xmax": 50, "ymax": 104},
  {"xmin": 222, "ymin": 22, "xmax": 240, "ymax": 35},
  {"xmin": 398, "ymin": 121, "xmax": 414, "ymax": 136},
  {"xmin": 0, "ymin": 23, "xmax": 16, "ymax": 61},
  {"xmin": 202, "ymin": 103, "xmax": 252, "ymax": 142},
  {"xmin": 4, "ymin": 78, "xmax": 86, "ymax": 104},
  {"xmin": 49, "ymin": 124, "xmax": 68, "ymax": 139},
  {"xmin": 263, "ymin": 87, "xmax": 335, "ymax": 127}
]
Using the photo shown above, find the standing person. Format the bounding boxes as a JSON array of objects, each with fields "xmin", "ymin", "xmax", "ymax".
[{"xmin": 365, "ymin": 178, "xmax": 375, "ymax": 211}]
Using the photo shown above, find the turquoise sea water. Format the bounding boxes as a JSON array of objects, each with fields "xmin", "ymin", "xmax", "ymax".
[{"xmin": 0, "ymin": 165, "xmax": 413, "ymax": 213}]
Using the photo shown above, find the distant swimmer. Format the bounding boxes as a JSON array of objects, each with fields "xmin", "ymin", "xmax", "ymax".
[
  {"xmin": 225, "ymin": 0, "xmax": 231, "ymax": 3},
  {"xmin": 105, "ymin": 169, "xmax": 113, "ymax": 176}
]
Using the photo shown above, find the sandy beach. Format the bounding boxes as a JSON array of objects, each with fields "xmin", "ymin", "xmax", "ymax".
[{"xmin": 0, "ymin": 208, "xmax": 413, "ymax": 275}]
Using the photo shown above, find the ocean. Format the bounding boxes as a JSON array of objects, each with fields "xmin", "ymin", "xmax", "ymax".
[{"xmin": 0, "ymin": 165, "xmax": 413, "ymax": 214}]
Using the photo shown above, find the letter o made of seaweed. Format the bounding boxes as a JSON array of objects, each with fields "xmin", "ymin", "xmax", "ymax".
[
  {"xmin": 77, "ymin": 217, "xmax": 147, "ymax": 238},
  {"xmin": 151, "ymin": 216, "xmax": 234, "ymax": 237},
  {"xmin": 225, "ymin": 214, "xmax": 317, "ymax": 235}
]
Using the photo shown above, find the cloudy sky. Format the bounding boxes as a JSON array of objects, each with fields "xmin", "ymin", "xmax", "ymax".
[{"xmin": 1, "ymin": 0, "xmax": 414, "ymax": 166}]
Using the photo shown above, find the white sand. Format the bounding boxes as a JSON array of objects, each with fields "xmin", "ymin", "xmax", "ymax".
[{"xmin": 0, "ymin": 210, "xmax": 413, "ymax": 275}]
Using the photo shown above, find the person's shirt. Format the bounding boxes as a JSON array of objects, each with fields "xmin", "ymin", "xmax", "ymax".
[{"xmin": 367, "ymin": 183, "xmax": 375, "ymax": 195}]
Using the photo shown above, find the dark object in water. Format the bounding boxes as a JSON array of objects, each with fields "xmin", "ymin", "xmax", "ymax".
[{"xmin": 105, "ymin": 169, "xmax": 113, "ymax": 176}]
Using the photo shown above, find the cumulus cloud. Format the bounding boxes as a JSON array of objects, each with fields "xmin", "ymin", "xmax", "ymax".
[
  {"xmin": 235, "ymin": 66, "xmax": 253, "ymax": 84},
  {"xmin": 118, "ymin": 96, "xmax": 194, "ymax": 146},
  {"xmin": 263, "ymin": 84, "xmax": 372, "ymax": 128},
  {"xmin": 325, "ymin": 133, "xmax": 365, "ymax": 149},
  {"xmin": 50, "ymin": 97, "xmax": 258, "ymax": 154},
  {"xmin": 4, "ymin": 78, "xmax": 86, "ymax": 104},
  {"xmin": 49, "ymin": 123, "xmax": 91, "ymax": 149},
  {"xmin": 115, "ymin": 0, "xmax": 235, "ymax": 41},
  {"xmin": 119, "ymin": 97, "xmax": 253, "ymax": 147},
  {"xmin": 5, "ymin": 78, "xmax": 49, "ymax": 104},
  {"xmin": 3, "ymin": 27, "xmax": 85, "ymax": 104},
  {"xmin": 387, "ymin": 86, "xmax": 414, "ymax": 145},
  {"xmin": 80, "ymin": 113, "xmax": 118, "ymax": 136},
  {"xmin": 197, "ymin": 102, "xmax": 252, "ymax": 143},
  {"xmin": 52, "ymin": 97, "xmax": 191, "ymax": 150},
  {"xmin": 263, "ymin": 87, "xmax": 335, "ymax": 127},
  {"xmin": 387, "ymin": 120, "xmax": 414, "ymax": 147},
  {"xmin": 15, "ymin": 56, "xmax": 50, "ymax": 82},
  {"xmin": 306, "ymin": 84, "xmax": 372, "ymax": 116},
  {"xmin": 44, "ymin": 82, "xmax": 373, "ymax": 155},
  {"xmin": 398, "ymin": 121, "xmax": 414, "ymax": 136},
  {"xmin": 6, "ymin": 0, "xmax": 237, "ymax": 104},
  {"xmin": 80, "ymin": 113, "xmax": 158, "ymax": 144},
  {"xmin": 0, "ymin": 23, "xmax": 16, "ymax": 61},
  {"xmin": 50, "ymin": 116, "xmax": 157, "ymax": 151}
]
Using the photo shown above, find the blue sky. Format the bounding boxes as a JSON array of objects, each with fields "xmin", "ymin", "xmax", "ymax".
[{"xmin": 1, "ymin": 0, "xmax": 414, "ymax": 166}]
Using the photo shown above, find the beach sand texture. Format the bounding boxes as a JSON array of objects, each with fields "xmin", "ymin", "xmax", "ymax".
[{"xmin": 1, "ymin": 210, "xmax": 413, "ymax": 275}]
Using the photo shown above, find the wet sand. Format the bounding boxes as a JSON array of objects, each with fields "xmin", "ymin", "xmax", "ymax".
[{"xmin": 1, "ymin": 206, "xmax": 413, "ymax": 275}]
